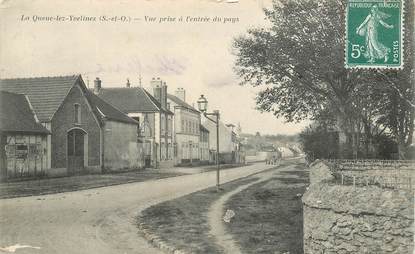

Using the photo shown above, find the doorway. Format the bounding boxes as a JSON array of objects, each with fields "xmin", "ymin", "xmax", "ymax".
[{"xmin": 67, "ymin": 128, "xmax": 87, "ymax": 174}]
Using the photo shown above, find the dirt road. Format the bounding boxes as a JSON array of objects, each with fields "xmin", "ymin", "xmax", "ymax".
[{"xmin": 0, "ymin": 163, "xmax": 277, "ymax": 254}]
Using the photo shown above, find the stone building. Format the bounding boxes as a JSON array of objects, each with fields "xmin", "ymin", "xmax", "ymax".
[
  {"xmin": 167, "ymin": 88, "xmax": 202, "ymax": 165},
  {"xmin": 0, "ymin": 91, "xmax": 51, "ymax": 179},
  {"xmin": 94, "ymin": 77, "xmax": 174, "ymax": 168},
  {"xmin": 0, "ymin": 75, "xmax": 141, "ymax": 177}
]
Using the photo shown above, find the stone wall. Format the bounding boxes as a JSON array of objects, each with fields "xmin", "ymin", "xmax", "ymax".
[
  {"xmin": 104, "ymin": 120, "xmax": 144, "ymax": 171},
  {"xmin": 303, "ymin": 162, "xmax": 414, "ymax": 254}
]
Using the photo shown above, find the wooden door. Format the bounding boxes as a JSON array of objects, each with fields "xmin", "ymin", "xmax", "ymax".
[{"xmin": 67, "ymin": 129, "xmax": 85, "ymax": 174}]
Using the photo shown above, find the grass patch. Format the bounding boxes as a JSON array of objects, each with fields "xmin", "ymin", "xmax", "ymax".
[
  {"xmin": 278, "ymin": 170, "xmax": 309, "ymax": 179},
  {"xmin": 225, "ymin": 166, "xmax": 309, "ymax": 254},
  {"xmin": 138, "ymin": 177, "xmax": 260, "ymax": 254},
  {"xmin": 0, "ymin": 170, "xmax": 184, "ymax": 199}
]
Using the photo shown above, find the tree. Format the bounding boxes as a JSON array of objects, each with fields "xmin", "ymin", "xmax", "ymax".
[
  {"xmin": 233, "ymin": 0, "xmax": 414, "ymax": 159},
  {"xmin": 372, "ymin": 0, "xmax": 415, "ymax": 159},
  {"xmin": 299, "ymin": 124, "xmax": 339, "ymax": 162}
]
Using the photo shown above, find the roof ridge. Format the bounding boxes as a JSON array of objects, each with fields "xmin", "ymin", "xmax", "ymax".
[
  {"xmin": 99, "ymin": 87, "xmax": 137, "ymax": 90},
  {"xmin": 167, "ymin": 93, "xmax": 199, "ymax": 112},
  {"xmin": 0, "ymin": 74, "xmax": 79, "ymax": 81}
]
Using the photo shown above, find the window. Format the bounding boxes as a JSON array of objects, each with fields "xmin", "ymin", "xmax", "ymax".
[
  {"xmin": 74, "ymin": 104, "xmax": 81, "ymax": 124},
  {"xmin": 181, "ymin": 120, "xmax": 185, "ymax": 132}
]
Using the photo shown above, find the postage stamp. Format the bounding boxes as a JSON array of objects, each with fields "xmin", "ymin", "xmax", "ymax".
[{"xmin": 345, "ymin": 0, "xmax": 404, "ymax": 69}]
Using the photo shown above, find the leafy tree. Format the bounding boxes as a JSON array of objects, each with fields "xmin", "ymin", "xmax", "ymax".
[
  {"xmin": 233, "ymin": 0, "xmax": 414, "ymax": 159},
  {"xmin": 373, "ymin": 0, "xmax": 415, "ymax": 159},
  {"xmin": 299, "ymin": 124, "xmax": 339, "ymax": 161}
]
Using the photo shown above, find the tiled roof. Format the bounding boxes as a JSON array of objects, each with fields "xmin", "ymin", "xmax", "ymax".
[
  {"xmin": 0, "ymin": 75, "xmax": 138, "ymax": 126},
  {"xmin": 85, "ymin": 91, "xmax": 138, "ymax": 125},
  {"xmin": 167, "ymin": 94, "xmax": 199, "ymax": 113},
  {"xmin": 95, "ymin": 87, "xmax": 173, "ymax": 114},
  {"xmin": 0, "ymin": 91, "xmax": 50, "ymax": 134},
  {"xmin": 0, "ymin": 75, "xmax": 79, "ymax": 122}
]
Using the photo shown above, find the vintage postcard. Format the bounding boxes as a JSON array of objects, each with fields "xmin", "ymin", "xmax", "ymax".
[{"xmin": 0, "ymin": 0, "xmax": 413, "ymax": 254}]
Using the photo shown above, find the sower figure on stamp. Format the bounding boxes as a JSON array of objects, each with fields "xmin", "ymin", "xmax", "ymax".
[{"xmin": 356, "ymin": 4, "xmax": 394, "ymax": 63}]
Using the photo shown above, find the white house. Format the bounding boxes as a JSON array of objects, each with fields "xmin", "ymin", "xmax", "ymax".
[{"xmin": 168, "ymin": 88, "xmax": 203, "ymax": 165}]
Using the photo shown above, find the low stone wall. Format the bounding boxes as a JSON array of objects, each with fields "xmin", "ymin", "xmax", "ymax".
[
  {"xmin": 308, "ymin": 160, "xmax": 334, "ymax": 185},
  {"xmin": 303, "ymin": 162, "xmax": 414, "ymax": 254}
]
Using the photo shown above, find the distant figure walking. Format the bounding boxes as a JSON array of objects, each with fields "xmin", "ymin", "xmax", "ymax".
[{"xmin": 356, "ymin": 4, "xmax": 394, "ymax": 63}]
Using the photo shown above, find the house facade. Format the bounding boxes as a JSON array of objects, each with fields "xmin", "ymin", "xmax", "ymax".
[
  {"xmin": 167, "ymin": 89, "xmax": 202, "ymax": 165},
  {"xmin": 202, "ymin": 116, "xmax": 244, "ymax": 164},
  {"xmin": 0, "ymin": 75, "xmax": 141, "ymax": 177},
  {"xmin": 0, "ymin": 91, "xmax": 51, "ymax": 180},
  {"xmin": 200, "ymin": 124, "xmax": 210, "ymax": 164},
  {"xmin": 94, "ymin": 77, "xmax": 174, "ymax": 168}
]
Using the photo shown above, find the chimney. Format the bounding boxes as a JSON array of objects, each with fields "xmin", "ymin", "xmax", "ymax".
[
  {"xmin": 126, "ymin": 78, "xmax": 131, "ymax": 88},
  {"xmin": 162, "ymin": 81, "xmax": 167, "ymax": 109},
  {"xmin": 93, "ymin": 77, "xmax": 101, "ymax": 94},
  {"xmin": 175, "ymin": 88, "xmax": 186, "ymax": 102},
  {"xmin": 151, "ymin": 77, "xmax": 163, "ymax": 105},
  {"xmin": 150, "ymin": 77, "xmax": 163, "ymax": 88},
  {"xmin": 150, "ymin": 77, "xmax": 167, "ymax": 109}
]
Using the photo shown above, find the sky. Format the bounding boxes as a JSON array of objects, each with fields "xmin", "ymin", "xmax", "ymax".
[{"xmin": 0, "ymin": 0, "xmax": 309, "ymax": 135}]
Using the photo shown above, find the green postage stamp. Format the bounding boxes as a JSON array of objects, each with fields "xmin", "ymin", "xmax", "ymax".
[{"xmin": 346, "ymin": 0, "xmax": 404, "ymax": 69}]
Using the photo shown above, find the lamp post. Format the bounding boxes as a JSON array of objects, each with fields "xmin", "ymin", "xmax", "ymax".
[{"xmin": 197, "ymin": 95, "xmax": 221, "ymax": 191}]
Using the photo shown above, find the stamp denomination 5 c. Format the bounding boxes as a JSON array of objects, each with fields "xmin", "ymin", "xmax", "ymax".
[{"xmin": 346, "ymin": 0, "xmax": 404, "ymax": 69}]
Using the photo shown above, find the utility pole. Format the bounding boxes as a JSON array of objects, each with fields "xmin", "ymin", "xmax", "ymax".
[
  {"xmin": 197, "ymin": 95, "xmax": 221, "ymax": 191},
  {"xmin": 215, "ymin": 110, "xmax": 220, "ymax": 191}
]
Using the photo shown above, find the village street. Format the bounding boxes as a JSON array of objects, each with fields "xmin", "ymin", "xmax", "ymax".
[{"xmin": 0, "ymin": 162, "xmax": 280, "ymax": 254}]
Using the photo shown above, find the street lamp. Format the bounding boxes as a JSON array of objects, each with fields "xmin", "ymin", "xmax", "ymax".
[
  {"xmin": 197, "ymin": 94, "xmax": 208, "ymax": 112},
  {"xmin": 197, "ymin": 95, "xmax": 221, "ymax": 191}
]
